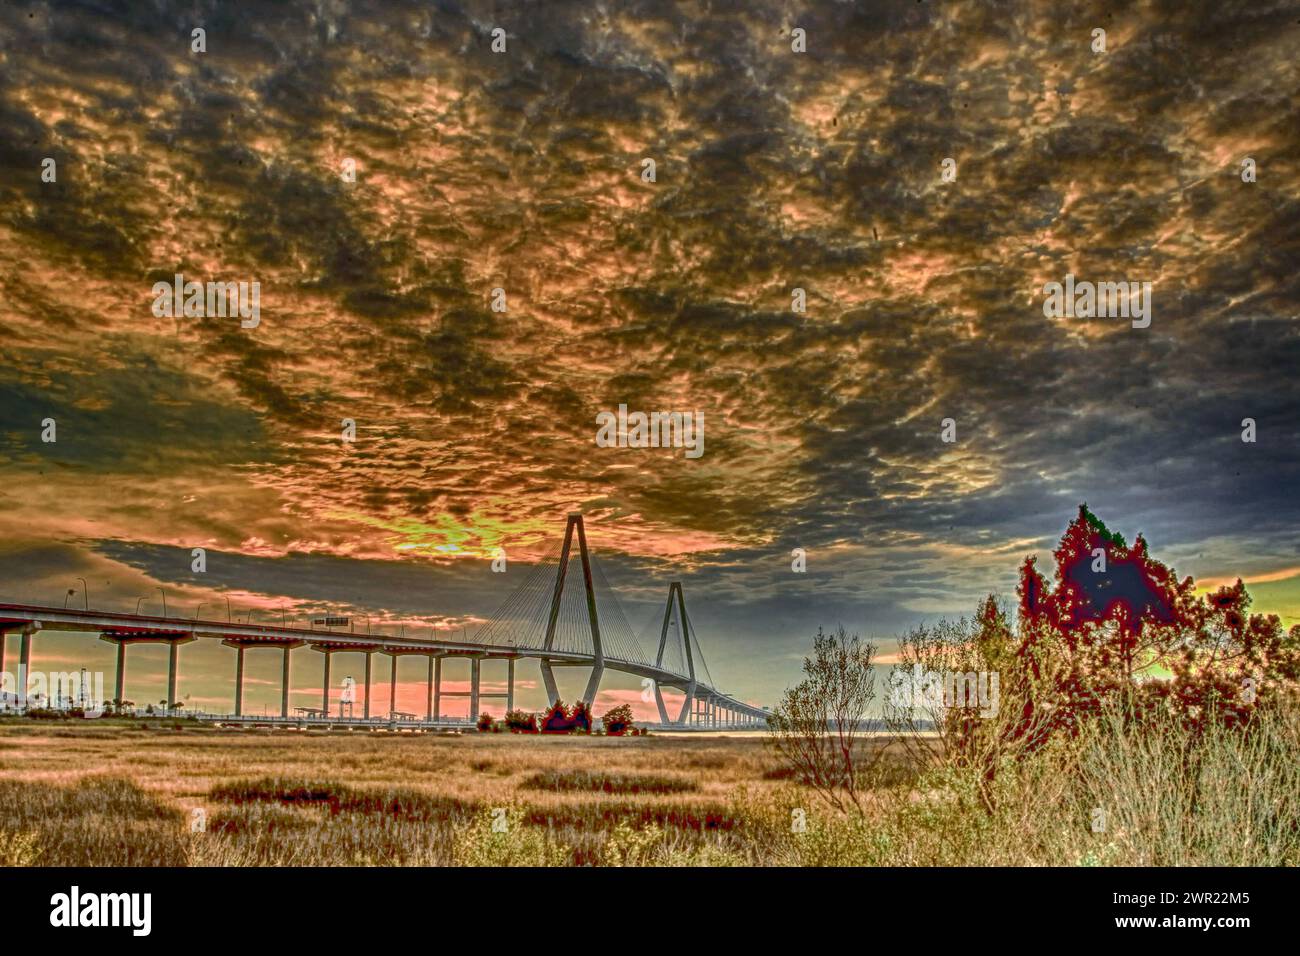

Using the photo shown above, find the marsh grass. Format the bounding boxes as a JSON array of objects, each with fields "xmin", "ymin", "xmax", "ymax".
[
  {"xmin": 0, "ymin": 707, "xmax": 1294, "ymax": 866},
  {"xmin": 0, "ymin": 776, "xmax": 187, "ymax": 865},
  {"xmin": 520, "ymin": 769, "xmax": 699, "ymax": 795}
]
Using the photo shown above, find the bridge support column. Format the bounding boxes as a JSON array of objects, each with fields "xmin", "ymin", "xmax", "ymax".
[
  {"xmin": 0, "ymin": 632, "xmax": 5, "ymax": 689},
  {"xmin": 507, "ymin": 658, "xmax": 515, "ymax": 713},
  {"xmin": 675, "ymin": 682, "xmax": 694, "ymax": 726},
  {"xmin": 653, "ymin": 684, "xmax": 670, "ymax": 724},
  {"xmin": 433, "ymin": 656, "xmax": 442, "ymax": 719},
  {"xmin": 281, "ymin": 646, "xmax": 292, "ymax": 718},
  {"xmin": 581, "ymin": 661, "xmax": 603, "ymax": 708},
  {"xmin": 363, "ymin": 651, "xmax": 373, "ymax": 719},
  {"xmin": 322, "ymin": 651, "xmax": 331, "ymax": 714},
  {"xmin": 389, "ymin": 655, "xmax": 398, "ymax": 718},
  {"xmin": 425, "ymin": 656, "xmax": 435, "ymax": 720},
  {"xmin": 19, "ymin": 626, "xmax": 34, "ymax": 709},
  {"xmin": 540, "ymin": 660, "xmax": 559, "ymax": 706},
  {"xmin": 234, "ymin": 645, "xmax": 246, "ymax": 716},
  {"xmin": 114, "ymin": 640, "xmax": 126, "ymax": 709},
  {"xmin": 469, "ymin": 657, "xmax": 480, "ymax": 719},
  {"xmin": 167, "ymin": 640, "xmax": 180, "ymax": 712}
]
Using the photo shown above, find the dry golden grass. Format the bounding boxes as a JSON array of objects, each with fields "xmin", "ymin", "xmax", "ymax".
[
  {"xmin": 0, "ymin": 720, "xmax": 814, "ymax": 866},
  {"xmin": 3, "ymin": 709, "xmax": 1294, "ymax": 867}
]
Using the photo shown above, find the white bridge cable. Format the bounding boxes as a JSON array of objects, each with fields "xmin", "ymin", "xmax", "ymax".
[
  {"xmin": 468, "ymin": 529, "xmax": 694, "ymax": 678},
  {"xmin": 681, "ymin": 602, "xmax": 715, "ymax": 689},
  {"xmin": 588, "ymin": 554, "xmax": 652, "ymax": 667},
  {"xmin": 470, "ymin": 536, "xmax": 566, "ymax": 649},
  {"xmin": 635, "ymin": 590, "xmax": 687, "ymax": 677}
]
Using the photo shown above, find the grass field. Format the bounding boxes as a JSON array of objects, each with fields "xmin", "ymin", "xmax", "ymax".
[{"xmin": 1, "ymin": 712, "xmax": 1296, "ymax": 867}]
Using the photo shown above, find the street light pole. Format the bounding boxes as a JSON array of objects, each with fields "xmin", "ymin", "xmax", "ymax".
[
  {"xmin": 156, "ymin": 587, "xmax": 167, "ymax": 618},
  {"xmin": 76, "ymin": 578, "xmax": 89, "ymax": 611}
]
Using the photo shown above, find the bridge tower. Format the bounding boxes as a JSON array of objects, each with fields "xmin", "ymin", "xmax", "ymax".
[
  {"xmin": 654, "ymin": 582, "xmax": 696, "ymax": 726},
  {"xmin": 539, "ymin": 513, "xmax": 604, "ymax": 706}
]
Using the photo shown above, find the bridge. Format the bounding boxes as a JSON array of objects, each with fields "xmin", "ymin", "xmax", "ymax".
[{"xmin": 0, "ymin": 514, "xmax": 768, "ymax": 730}]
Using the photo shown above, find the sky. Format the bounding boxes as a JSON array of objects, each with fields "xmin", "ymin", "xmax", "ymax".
[{"xmin": 0, "ymin": 0, "xmax": 1298, "ymax": 718}]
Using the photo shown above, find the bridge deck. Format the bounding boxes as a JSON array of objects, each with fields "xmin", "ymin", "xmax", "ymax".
[{"xmin": 0, "ymin": 603, "xmax": 767, "ymax": 720}]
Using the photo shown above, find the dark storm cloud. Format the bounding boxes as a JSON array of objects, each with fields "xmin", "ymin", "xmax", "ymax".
[{"xmin": 1, "ymin": 0, "xmax": 1298, "ymax": 705}]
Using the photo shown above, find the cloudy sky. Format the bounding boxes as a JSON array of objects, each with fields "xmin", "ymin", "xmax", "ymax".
[{"xmin": 1, "ymin": 0, "xmax": 1297, "ymax": 717}]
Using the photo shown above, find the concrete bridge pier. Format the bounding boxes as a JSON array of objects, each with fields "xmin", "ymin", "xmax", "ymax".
[
  {"xmin": 389, "ymin": 654, "xmax": 398, "ymax": 717},
  {"xmin": 224, "ymin": 639, "xmax": 304, "ymax": 717},
  {"xmin": 321, "ymin": 649, "xmax": 331, "ymax": 713},
  {"xmin": 100, "ymin": 631, "xmax": 194, "ymax": 713},
  {"xmin": 281, "ymin": 645, "xmax": 292, "ymax": 717},
  {"xmin": 363, "ymin": 651, "xmax": 373, "ymax": 719},
  {"xmin": 20, "ymin": 625, "xmax": 35, "ymax": 707},
  {"xmin": 470, "ymin": 656, "xmax": 480, "ymax": 718},
  {"xmin": 114, "ymin": 640, "xmax": 125, "ymax": 705},
  {"xmin": 653, "ymin": 684, "xmax": 670, "ymax": 724},
  {"xmin": 676, "ymin": 681, "xmax": 695, "ymax": 726},
  {"xmin": 540, "ymin": 659, "xmax": 559, "ymax": 705},
  {"xmin": 425, "ymin": 655, "xmax": 435, "ymax": 719},
  {"xmin": 433, "ymin": 656, "xmax": 442, "ymax": 719}
]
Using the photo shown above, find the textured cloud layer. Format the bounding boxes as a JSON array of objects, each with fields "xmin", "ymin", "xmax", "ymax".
[{"xmin": 1, "ymin": 0, "xmax": 1297, "ymax": 708}]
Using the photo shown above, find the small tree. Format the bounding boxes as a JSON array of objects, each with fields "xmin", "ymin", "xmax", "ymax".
[
  {"xmin": 601, "ymin": 704, "xmax": 635, "ymax": 736},
  {"xmin": 504, "ymin": 709, "xmax": 538, "ymax": 733},
  {"xmin": 476, "ymin": 712, "xmax": 495, "ymax": 732},
  {"xmin": 768, "ymin": 626, "xmax": 879, "ymax": 813},
  {"xmin": 541, "ymin": 699, "xmax": 572, "ymax": 734},
  {"xmin": 883, "ymin": 597, "xmax": 1057, "ymax": 812},
  {"xmin": 570, "ymin": 700, "xmax": 593, "ymax": 734}
]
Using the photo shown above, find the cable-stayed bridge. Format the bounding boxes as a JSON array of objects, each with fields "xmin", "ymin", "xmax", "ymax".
[{"xmin": 0, "ymin": 515, "xmax": 767, "ymax": 729}]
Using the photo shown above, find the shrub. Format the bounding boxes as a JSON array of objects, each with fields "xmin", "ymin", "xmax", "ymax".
[
  {"xmin": 601, "ymin": 704, "xmax": 635, "ymax": 736},
  {"xmin": 503, "ymin": 709, "xmax": 538, "ymax": 733},
  {"xmin": 541, "ymin": 699, "xmax": 572, "ymax": 734},
  {"xmin": 570, "ymin": 701, "xmax": 592, "ymax": 734}
]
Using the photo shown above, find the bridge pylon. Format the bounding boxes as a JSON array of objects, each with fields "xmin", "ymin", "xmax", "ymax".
[
  {"xmin": 654, "ymin": 581, "xmax": 696, "ymax": 726},
  {"xmin": 540, "ymin": 513, "xmax": 604, "ymax": 706}
]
